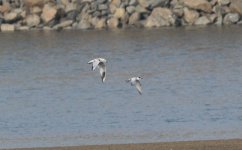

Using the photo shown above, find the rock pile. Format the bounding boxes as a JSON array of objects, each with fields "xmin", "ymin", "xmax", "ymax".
[{"xmin": 0, "ymin": 0, "xmax": 241, "ymax": 31}]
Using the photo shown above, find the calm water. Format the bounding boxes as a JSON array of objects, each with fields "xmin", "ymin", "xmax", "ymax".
[{"xmin": 0, "ymin": 26, "xmax": 242, "ymax": 148}]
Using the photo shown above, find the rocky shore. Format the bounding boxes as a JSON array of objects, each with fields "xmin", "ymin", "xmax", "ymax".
[
  {"xmin": 0, "ymin": 0, "xmax": 242, "ymax": 31},
  {"xmin": 5, "ymin": 139, "xmax": 242, "ymax": 150}
]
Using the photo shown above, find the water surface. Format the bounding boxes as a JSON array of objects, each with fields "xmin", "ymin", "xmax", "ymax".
[{"xmin": 0, "ymin": 26, "xmax": 242, "ymax": 148}]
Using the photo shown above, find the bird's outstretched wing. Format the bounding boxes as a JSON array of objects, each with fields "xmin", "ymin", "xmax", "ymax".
[
  {"xmin": 88, "ymin": 59, "xmax": 100, "ymax": 71},
  {"xmin": 99, "ymin": 62, "xmax": 106, "ymax": 82},
  {"xmin": 135, "ymin": 80, "xmax": 142, "ymax": 95}
]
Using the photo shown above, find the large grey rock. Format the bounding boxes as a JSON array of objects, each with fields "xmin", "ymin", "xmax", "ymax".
[
  {"xmin": 31, "ymin": 6, "xmax": 42, "ymax": 14},
  {"xmin": 98, "ymin": 4, "xmax": 108, "ymax": 10},
  {"xmin": 77, "ymin": 13, "xmax": 92, "ymax": 29},
  {"xmin": 107, "ymin": 17, "xmax": 119, "ymax": 28},
  {"xmin": 26, "ymin": 14, "xmax": 40, "ymax": 27},
  {"xmin": 218, "ymin": 0, "xmax": 231, "ymax": 6},
  {"xmin": 138, "ymin": 0, "xmax": 168, "ymax": 9},
  {"xmin": 66, "ymin": 10, "xmax": 78, "ymax": 20},
  {"xmin": 78, "ymin": 20, "xmax": 92, "ymax": 29},
  {"xmin": 4, "ymin": 12, "xmax": 18, "ymax": 23},
  {"xmin": 92, "ymin": 11, "xmax": 101, "ymax": 17},
  {"xmin": 24, "ymin": 0, "xmax": 45, "ymax": 8},
  {"xmin": 92, "ymin": 18, "xmax": 106, "ymax": 29},
  {"xmin": 97, "ymin": 0, "xmax": 107, "ymax": 4},
  {"xmin": 101, "ymin": 10, "xmax": 109, "ymax": 16},
  {"xmin": 65, "ymin": 2, "xmax": 77, "ymax": 13},
  {"xmin": 223, "ymin": 13, "xmax": 240, "ymax": 24},
  {"xmin": 1, "ymin": 24, "xmax": 15, "ymax": 31},
  {"xmin": 145, "ymin": 7, "xmax": 174, "ymax": 27},
  {"xmin": 41, "ymin": 4, "xmax": 58, "ymax": 24},
  {"xmin": 135, "ymin": 5, "xmax": 148, "ymax": 13},
  {"xmin": 126, "ymin": 6, "xmax": 136, "ymax": 14},
  {"xmin": 114, "ymin": 8, "xmax": 126, "ymax": 19},
  {"xmin": 173, "ymin": 5, "xmax": 184, "ymax": 17},
  {"xmin": 129, "ymin": 12, "xmax": 140, "ymax": 25},
  {"xmin": 183, "ymin": 7, "xmax": 199, "ymax": 24},
  {"xmin": 16, "ymin": 26, "xmax": 30, "ymax": 31},
  {"xmin": 230, "ymin": 0, "xmax": 242, "ymax": 15},
  {"xmin": 110, "ymin": 0, "xmax": 121, "ymax": 7},
  {"xmin": 208, "ymin": 14, "xmax": 217, "ymax": 23},
  {"xmin": 129, "ymin": 0, "xmax": 138, "ymax": 6},
  {"xmin": 194, "ymin": 16, "xmax": 211, "ymax": 25},
  {"xmin": 53, "ymin": 20, "xmax": 73, "ymax": 29},
  {"xmin": 0, "ymin": 2, "xmax": 10, "ymax": 14},
  {"xmin": 180, "ymin": 0, "xmax": 212, "ymax": 13}
]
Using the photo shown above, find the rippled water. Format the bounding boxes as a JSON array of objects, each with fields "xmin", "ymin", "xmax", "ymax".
[{"xmin": 0, "ymin": 26, "xmax": 242, "ymax": 148}]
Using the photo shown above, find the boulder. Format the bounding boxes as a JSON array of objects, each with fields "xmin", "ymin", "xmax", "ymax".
[
  {"xmin": 101, "ymin": 10, "xmax": 109, "ymax": 16},
  {"xmin": 180, "ymin": 0, "xmax": 212, "ymax": 13},
  {"xmin": 237, "ymin": 20, "xmax": 242, "ymax": 24},
  {"xmin": 138, "ymin": 0, "xmax": 168, "ymax": 9},
  {"xmin": 0, "ymin": 2, "xmax": 10, "ymax": 13},
  {"xmin": 26, "ymin": 14, "xmax": 40, "ymax": 27},
  {"xmin": 97, "ymin": 0, "xmax": 107, "ymax": 4},
  {"xmin": 60, "ymin": 0, "xmax": 71, "ymax": 6},
  {"xmin": 230, "ymin": 0, "xmax": 242, "ymax": 15},
  {"xmin": 16, "ymin": 26, "xmax": 30, "ymax": 31},
  {"xmin": 24, "ymin": 0, "xmax": 45, "ymax": 8},
  {"xmin": 78, "ymin": 20, "xmax": 92, "ymax": 29},
  {"xmin": 208, "ymin": 13, "xmax": 217, "ymax": 23},
  {"xmin": 194, "ymin": 16, "xmax": 211, "ymax": 25},
  {"xmin": 218, "ymin": 0, "xmax": 231, "ymax": 6},
  {"xmin": 126, "ymin": 6, "xmax": 136, "ymax": 14},
  {"xmin": 183, "ymin": 7, "xmax": 199, "ymax": 24},
  {"xmin": 65, "ymin": 2, "xmax": 77, "ymax": 13},
  {"xmin": 111, "ymin": 0, "xmax": 121, "ymax": 7},
  {"xmin": 173, "ymin": 5, "xmax": 184, "ymax": 17},
  {"xmin": 92, "ymin": 11, "xmax": 101, "ymax": 17},
  {"xmin": 223, "ymin": 13, "xmax": 240, "ymax": 24},
  {"xmin": 129, "ymin": 12, "xmax": 140, "ymax": 25},
  {"xmin": 135, "ymin": 5, "xmax": 148, "ymax": 13},
  {"xmin": 145, "ymin": 7, "xmax": 174, "ymax": 27},
  {"xmin": 98, "ymin": 4, "xmax": 108, "ymax": 10},
  {"xmin": 129, "ymin": 0, "xmax": 138, "ymax": 6},
  {"xmin": 53, "ymin": 20, "xmax": 73, "ymax": 29},
  {"xmin": 41, "ymin": 4, "xmax": 58, "ymax": 24},
  {"xmin": 109, "ymin": 4, "xmax": 117, "ymax": 14},
  {"xmin": 31, "ymin": 6, "xmax": 42, "ymax": 14},
  {"xmin": 1, "ymin": 24, "xmax": 15, "ymax": 31},
  {"xmin": 4, "ymin": 12, "xmax": 19, "ymax": 23},
  {"xmin": 94, "ymin": 18, "xmax": 106, "ymax": 29},
  {"xmin": 114, "ymin": 8, "xmax": 126, "ymax": 19},
  {"xmin": 77, "ymin": 13, "xmax": 92, "ymax": 29},
  {"xmin": 107, "ymin": 17, "xmax": 119, "ymax": 28}
]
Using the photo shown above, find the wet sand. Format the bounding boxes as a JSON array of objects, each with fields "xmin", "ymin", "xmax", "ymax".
[{"xmin": 7, "ymin": 139, "xmax": 242, "ymax": 150}]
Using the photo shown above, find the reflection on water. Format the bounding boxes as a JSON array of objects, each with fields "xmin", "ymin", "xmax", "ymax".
[{"xmin": 0, "ymin": 26, "xmax": 242, "ymax": 148}]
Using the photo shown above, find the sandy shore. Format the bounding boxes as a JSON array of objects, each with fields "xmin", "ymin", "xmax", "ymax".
[{"xmin": 6, "ymin": 139, "xmax": 242, "ymax": 150}]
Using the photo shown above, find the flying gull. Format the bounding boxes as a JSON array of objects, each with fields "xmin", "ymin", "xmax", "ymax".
[
  {"xmin": 126, "ymin": 77, "xmax": 143, "ymax": 95},
  {"xmin": 88, "ymin": 58, "xmax": 107, "ymax": 83}
]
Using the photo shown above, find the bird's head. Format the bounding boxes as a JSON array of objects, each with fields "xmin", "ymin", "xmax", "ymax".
[
  {"xmin": 99, "ymin": 58, "xmax": 107, "ymax": 63},
  {"xmin": 138, "ymin": 77, "xmax": 143, "ymax": 80}
]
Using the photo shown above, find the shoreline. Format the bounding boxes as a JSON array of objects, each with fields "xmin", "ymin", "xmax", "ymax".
[
  {"xmin": 1, "ymin": 0, "xmax": 242, "ymax": 32},
  {"xmin": 6, "ymin": 139, "xmax": 242, "ymax": 150}
]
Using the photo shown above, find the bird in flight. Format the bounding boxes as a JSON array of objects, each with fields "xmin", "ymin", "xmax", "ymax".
[
  {"xmin": 126, "ymin": 77, "xmax": 143, "ymax": 95},
  {"xmin": 88, "ymin": 58, "xmax": 107, "ymax": 83}
]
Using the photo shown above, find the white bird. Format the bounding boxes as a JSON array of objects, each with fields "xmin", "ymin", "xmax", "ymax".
[
  {"xmin": 88, "ymin": 58, "xmax": 107, "ymax": 82},
  {"xmin": 126, "ymin": 77, "xmax": 143, "ymax": 95}
]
